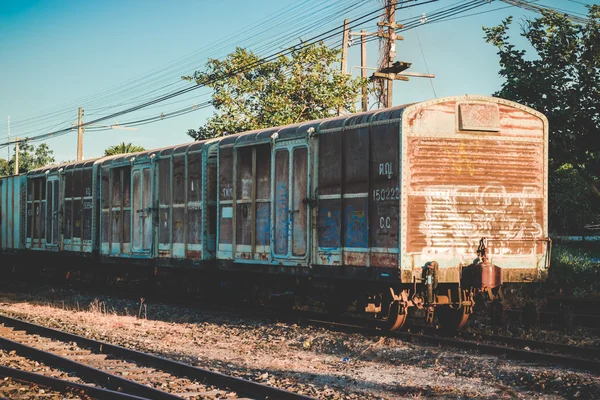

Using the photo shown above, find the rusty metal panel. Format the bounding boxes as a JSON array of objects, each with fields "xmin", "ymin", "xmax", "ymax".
[
  {"xmin": 187, "ymin": 152, "xmax": 202, "ymax": 256},
  {"xmin": 132, "ymin": 170, "xmax": 141, "ymax": 251},
  {"xmin": 369, "ymin": 122, "xmax": 400, "ymax": 267},
  {"xmin": 27, "ymin": 177, "xmax": 46, "ymax": 249},
  {"xmin": 317, "ymin": 131, "xmax": 342, "ymax": 265},
  {"xmin": 341, "ymin": 127, "xmax": 369, "ymax": 266},
  {"xmin": 273, "ymin": 149, "xmax": 289, "ymax": 256},
  {"xmin": 254, "ymin": 145, "xmax": 271, "ymax": 258},
  {"xmin": 172, "ymin": 155, "xmax": 185, "ymax": 257},
  {"xmin": 158, "ymin": 158, "xmax": 171, "ymax": 252},
  {"xmin": 72, "ymin": 199, "xmax": 82, "ymax": 240},
  {"xmin": 100, "ymin": 167, "xmax": 110, "ymax": 251},
  {"xmin": 45, "ymin": 180, "xmax": 52, "ymax": 244},
  {"xmin": 64, "ymin": 200, "xmax": 72, "ymax": 241},
  {"xmin": 106, "ymin": 166, "xmax": 132, "ymax": 255},
  {"xmin": 204, "ymin": 148, "xmax": 218, "ymax": 257},
  {"xmin": 235, "ymin": 147, "xmax": 252, "ymax": 255},
  {"xmin": 218, "ymin": 147, "xmax": 233, "ymax": 258},
  {"xmin": 53, "ymin": 180, "xmax": 59, "ymax": 247},
  {"xmin": 291, "ymin": 147, "xmax": 308, "ymax": 256},
  {"xmin": 401, "ymin": 96, "xmax": 547, "ymax": 282},
  {"xmin": 142, "ymin": 167, "xmax": 152, "ymax": 252},
  {"xmin": 458, "ymin": 102, "xmax": 499, "ymax": 131}
]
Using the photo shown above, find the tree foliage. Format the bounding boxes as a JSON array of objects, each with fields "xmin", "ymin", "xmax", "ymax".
[
  {"xmin": 183, "ymin": 42, "xmax": 370, "ymax": 140},
  {"xmin": 104, "ymin": 142, "xmax": 146, "ymax": 156},
  {"xmin": 483, "ymin": 6, "xmax": 600, "ymax": 201},
  {"xmin": 0, "ymin": 158, "xmax": 9, "ymax": 176},
  {"xmin": 3, "ymin": 142, "xmax": 55, "ymax": 174}
]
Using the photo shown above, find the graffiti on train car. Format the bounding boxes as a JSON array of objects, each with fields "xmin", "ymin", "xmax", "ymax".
[
  {"xmin": 255, "ymin": 204, "xmax": 270, "ymax": 245},
  {"xmin": 344, "ymin": 204, "xmax": 368, "ymax": 248},
  {"xmin": 319, "ymin": 207, "xmax": 341, "ymax": 246},
  {"xmin": 418, "ymin": 185, "xmax": 543, "ymax": 256}
]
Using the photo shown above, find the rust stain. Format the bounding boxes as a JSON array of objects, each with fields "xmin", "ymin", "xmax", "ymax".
[
  {"xmin": 405, "ymin": 99, "xmax": 546, "ymax": 280},
  {"xmin": 370, "ymin": 252, "xmax": 398, "ymax": 268},
  {"xmin": 185, "ymin": 250, "xmax": 202, "ymax": 259},
  {"xmin": 342, "ymin": 252, "xmax": 368, "ymax": 266}
]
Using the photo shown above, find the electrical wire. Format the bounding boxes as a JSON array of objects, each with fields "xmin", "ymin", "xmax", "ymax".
[{"xmin": 0, "ymin": 0, "xmax": 439, "ymax": 149}]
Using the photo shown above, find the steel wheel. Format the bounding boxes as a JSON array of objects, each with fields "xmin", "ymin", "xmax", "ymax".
[
  {"xmin": 386, "ymin": 301, "xmax": 408, "ymax": 331},
  {"xmin": 437, "ymin": 305, "xmax": 470, "ymax": 331}
]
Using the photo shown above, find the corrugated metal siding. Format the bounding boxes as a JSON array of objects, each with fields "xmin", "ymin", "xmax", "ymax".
[{"xmin": 402, "ymin": 98, "xmax": 547, "ymax": 279}]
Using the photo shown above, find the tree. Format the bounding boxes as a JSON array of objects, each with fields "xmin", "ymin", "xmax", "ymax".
[
  {"xmin": 483, "ymin": 6, "xmax": 600, "ymax": 200},
  {"xmin": 183, "ymin": 42, "xmax": 370, "ymax": 139},
  {"xmin": 104, "ymin": 142, "xmax": 146, "ymax": 156},
  {"xmin": 7, "ymin": 142, "xmax": 55, "ymax": 174},
  {"xmin": 0, "ymin": 158, "xmax": 9, "ymax": 176}
]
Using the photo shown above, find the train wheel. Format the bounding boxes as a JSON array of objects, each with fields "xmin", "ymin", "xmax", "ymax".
[
  {"xmin": 437, "ymin": 305, "xmax": 470, "ymax": 331},
  {"xmin": 386, "ymin": 301, "xmax": 408, "ymax": 331}
]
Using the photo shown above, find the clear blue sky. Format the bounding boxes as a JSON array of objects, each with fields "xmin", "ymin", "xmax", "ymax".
[{"xmin": 0, "ymin": 0, "xmax": 593, "ymax": 163}]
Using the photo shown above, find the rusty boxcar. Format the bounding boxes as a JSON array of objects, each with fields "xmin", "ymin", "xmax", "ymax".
[{"xmin": 215, "ymin": 94, "xmax": 549, "ymax": 329}]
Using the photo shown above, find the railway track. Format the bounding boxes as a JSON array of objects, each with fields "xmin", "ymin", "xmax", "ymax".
[
  {"xmin": 0, "ymin": 314, "xmax": 313, "ymax": 400},
  {"xmin": 504, "ymin": 308, "xmax": 600, "ymax": 329},
  {"xmin": 0, "ymin": 363, "xmax": 146, "ymax": 399},
  {"xmin": 296, "ymin": 315, "xmax": 600, "ymax": 374}
]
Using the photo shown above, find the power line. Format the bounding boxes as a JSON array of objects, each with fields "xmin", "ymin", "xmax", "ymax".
[
  {"xmin": 0, "ymin": 0, "xmax": 438, "ymax": 149},
  {"xmin": 0, "ymin": 0, "xmax": 372, "ymax": 138}
]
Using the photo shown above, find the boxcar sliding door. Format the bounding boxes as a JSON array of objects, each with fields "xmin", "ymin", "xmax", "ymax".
[
  {"xmin": 45, "ymin": 177, "xmax": 60, "ymax": 248},
  {"xmin": 272, "ymin": 142, "xmax": 310, "ymax": 260},
  {"xmin": 131, "ymin": 164, "xmax": 153, "ymax": 254}
]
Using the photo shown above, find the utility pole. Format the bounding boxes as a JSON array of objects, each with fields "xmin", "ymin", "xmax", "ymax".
[
  {"xmin": 14, "ymin": 138, "xmax": 19, "ymax": 175},
  {"xmin": 374, "ymin": 0, "xmax": 411, "ymax": 108},
  {"xmin": 385, "ymin": 0, "xmax": 396, "ymax": 107},
  {"xmin": 338, "ymin": 18, "xmax": 350, "ymax": 116},
  {"xmin": 361, "ymin": 29, "xmax": 368, "ymax": 112},
  {"xmin": 77, "ymin": 107, "xmax": 84, "ymax": 161},
  {"xmin": 7, "ymin": 116, "xmax": 10, "ymax": 162}
]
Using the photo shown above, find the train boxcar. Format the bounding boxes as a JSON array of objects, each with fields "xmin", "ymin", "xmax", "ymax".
[
  {"xmin": 97, "ymin": 140, "xmax": 218, "ymax": 268},
  {"xmin": 216, "ymin": 94, "xmax": 549, "ymax": 329},
  {"xmin": 0, "ymin": 174, "xmax": 26, "ymax": 255}
]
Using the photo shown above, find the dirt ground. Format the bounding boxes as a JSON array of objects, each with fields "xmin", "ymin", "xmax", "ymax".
[{"xmin": 0, "ymin": 285, "xmax": 597, "ymax": 400}]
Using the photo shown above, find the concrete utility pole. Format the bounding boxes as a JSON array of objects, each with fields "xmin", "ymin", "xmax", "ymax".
[
  {"xmin": 14, "ymin": 138, "xmax": 19, "ymax": 175},
  {"xmin": 338, "ymin": 18, "xmax": 350, "ymax": 116},
  {"xmin": 361, "ymin": 29, "xmax": 368, "ymax": 112},
  {"xmin": 7, "ymin": 116, "xmax": 10, "ymax": 162},
  {"xmin": 77, "ymin": 107, "xmax": 84, "ymax": 161},
  {"xmin": 349, "ymin": 29, "xmax": 378, "ymax": 111}
]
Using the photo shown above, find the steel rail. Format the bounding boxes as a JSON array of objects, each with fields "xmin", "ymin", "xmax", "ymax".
[
  {"xmin": 0, "ymin": 336, "xmax": 183, "ymax": 400},
  {"xmin": 0, "ymin": 365, "xmax": 149, "ymax": 400},
  {"xmin": 456, "ymin": 331, "xmax": 600, "ymax": 360},
  {"xmin": 0, "ymin": 313, "xmax": 314, "ymax": 400},
  {"xmin": 304, "ymin": 318, "xmax": 600, "ymax": 374}
]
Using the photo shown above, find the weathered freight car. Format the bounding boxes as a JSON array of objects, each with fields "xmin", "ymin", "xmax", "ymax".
[
  {"xmin": 0, "ymin": 95, "xmax": 549, "ymax": 331},
  {"xmin": 216, "ymin": 94, "xmax": 549, "ymax": 329}
]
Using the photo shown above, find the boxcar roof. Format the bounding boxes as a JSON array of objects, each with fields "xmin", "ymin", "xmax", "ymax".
[
  {"xmin": 27, "ymin": 157, "xmax": 101, "ymax": 176},
  {"xmin": 99, "ymin": 138, "xmax": 217, "ymax": 167},
  {"xmin": 218, "ymin": 104, "xmax": 414, "ymax": 147}
]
